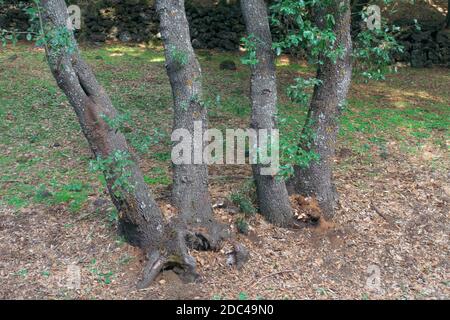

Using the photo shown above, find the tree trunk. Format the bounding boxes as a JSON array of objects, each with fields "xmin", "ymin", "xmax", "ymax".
[
  {"xmin": 40, "ymin": 0, "xmax": 164, "ymax": 250},
  {"xmin": 291, "ymin": 0, "xmax": 353, "ymax": 219},
  {"xmin": 240, "ymin": 0, "xmax": 294, "ymax": 227},
  {"xmin": 156, "ymin": 0, "xmax": 225, "ymax": 247},
  {"xmin": 40, "ymin": 0, "xmax": 201, "ymax": 285}
]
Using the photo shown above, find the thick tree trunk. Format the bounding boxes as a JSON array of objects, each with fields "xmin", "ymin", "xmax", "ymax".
[
  {"xmin": 291, "ymin": 1, "xmax": 353, "ymax": 219},
  {"xmin": 40, "ymin": 0, "xmax": 204, "ymax": 286},
  {"xmin": 240, "ymin": 0, "xmax": 293, "ymax": 227},
  {"xmin": 40, "ymin": 0, "xmax": 164, "ymax": 250},
  {"xmin": 156, "ymin": 0, "xmax": 224, "ymax": 247}
]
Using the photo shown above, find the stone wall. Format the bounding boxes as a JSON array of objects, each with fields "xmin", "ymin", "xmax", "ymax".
[
  {"xmin": 0, "ymin": 0, "xmax": 30, "ymax": 32},
  {"xmin": 82, "ymin": 0, "xmax": 159, "ymax": 43},
  {"xmin": 0, "ymin": 0, "xmax": 245, "ymax": 51},
  {"xmin": 394, "ymin": 20, "xmax": 450, "ymax": 68},
  {"xmin": 186, "ymin": 2, "xmax": 244, "ymax": 50},
  {"xmin": 82, "ymin": 0, "xmax": 245, "ymax": 50},
  {"xmin": 1, "ymin": 0, "xmax": 449, "ymax": 66},
  {"xmin": 381, "ymin": 0, "xmax": 450, "ymax": 67}
]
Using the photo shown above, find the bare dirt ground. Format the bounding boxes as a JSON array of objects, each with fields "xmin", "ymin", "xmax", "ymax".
[{"xmin": 1, "ymin": 142, "xmax": 448, "ymax": 300}]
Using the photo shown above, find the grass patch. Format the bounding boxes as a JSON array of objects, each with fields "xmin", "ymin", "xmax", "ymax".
[{"xmin": 1, "ymin": 43, "xmax": 448, "ymax": 211}]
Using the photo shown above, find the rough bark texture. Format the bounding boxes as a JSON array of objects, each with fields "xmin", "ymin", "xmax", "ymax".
[
  {"xmin": 41, "ymin": 0, "xmax": 206, "ymax": 285},
  {"xmin": 291, "ymin": 0, "xmax": 353, "ymax": 219},
  {"xmin": 40, "ymin": 0, "xmax": 241, "ymax": 288},
  {"xmin": 240, "ymin": 0, "xmax": 293, "ymax": 227},
  {"xmin": 40, "ymin": 0, "xmax": 164, "ymax": 250},
  {"xmin": 157, "ymin": 0, "xmax": 225, "ymax": 247}
]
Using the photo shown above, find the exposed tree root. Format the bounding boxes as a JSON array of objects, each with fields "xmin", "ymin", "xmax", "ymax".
[
  {"xmin": 185, "ymin": 219, "xmax": 229, "ymax": 251},
  {"xmin": 137, "ymin": 228, "xmax": 197, "ymax": 289},
  {"xmin": 137, "ymin": 219, "xmax": 231, "ymax": 289}
]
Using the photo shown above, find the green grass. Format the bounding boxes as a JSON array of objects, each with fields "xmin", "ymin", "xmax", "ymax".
[
  {"xmin": 339, "ymin": 97, "xmax": 449, "ymax": 158},
  {"xmin": 0, "ymin": 43, "xmax": 448, "ymax": 212},
  {"xmin": 144, "ymin": 167, "xmax": 171, "ymax": 186}
]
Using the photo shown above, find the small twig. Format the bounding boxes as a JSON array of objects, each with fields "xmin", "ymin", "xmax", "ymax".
[
  {"xmin": 370, "ymin": 201, "xmax": 400, "ymax": 230},
  {"xmin": 36, "ymin": 3, "xmax": 49, "ymax": 55},
  {"xmin": 370, "ymin": 201, "xmax": 389, "ymax": 221},
  {"xmin": 74, "ymin": 211, "xmax": 97, "ymax": 222},
  {"xmin": 1, "ymin": 180, "xmax": 22, "ymax": 184},
  {"xmin": 248, "ymin": 269, "xmax": 299, "ymax": 289},
  {"xmin": 339, "ymin": 198, "xmax": 358, "ymax": 213},
  {"xmin": 1, "ymin": 30, "xmax": 39, "ymax": 36}
]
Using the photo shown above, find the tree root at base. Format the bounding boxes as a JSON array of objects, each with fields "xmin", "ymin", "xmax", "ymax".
[{"xmin": 136, "ymin": 221, "xmax": 229, "ymax": 289}]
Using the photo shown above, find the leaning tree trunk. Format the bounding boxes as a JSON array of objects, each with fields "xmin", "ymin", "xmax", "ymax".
[
  {"xmin": 240, "ymin": 0, "xmax": 294, "ymax": 227},
  {"xmin": 156, "ymin": 0, "xmax": 224, "ymax": 247},
  {"xmin": 292, "ymin": 0, "xmax": 353, "ymax": 219},
  {"xmin": 40, "ymin": 0, "xmax": 204, "ymax": 286},
  {"xmin": 39, "ymin": 0, "xmax": 164, "ymax": 250}
]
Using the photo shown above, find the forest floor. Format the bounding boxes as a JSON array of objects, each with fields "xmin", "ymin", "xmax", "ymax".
[{"xmin": 0, "ymin": 44, "xmax": 449, "ymax": 300}]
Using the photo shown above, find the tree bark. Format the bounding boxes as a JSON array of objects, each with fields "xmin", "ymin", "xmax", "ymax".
[
  {"xmin": 240, "ymin": 0, "xmax": 294, "ymax": 227},
  {"xmin": 291, "ymin": 0, "xmax": 353, "ymax": 219},
  {"xmin": 40, "ymin": 0, "xmax": 206, "ymax": 285},
  {"xmin": 40, "ymin": 0, "xmax": 164, "ymax": 250},
  {"xmin": 156, "ymin": 0, "xmax": 225, "ymax": 247}
]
